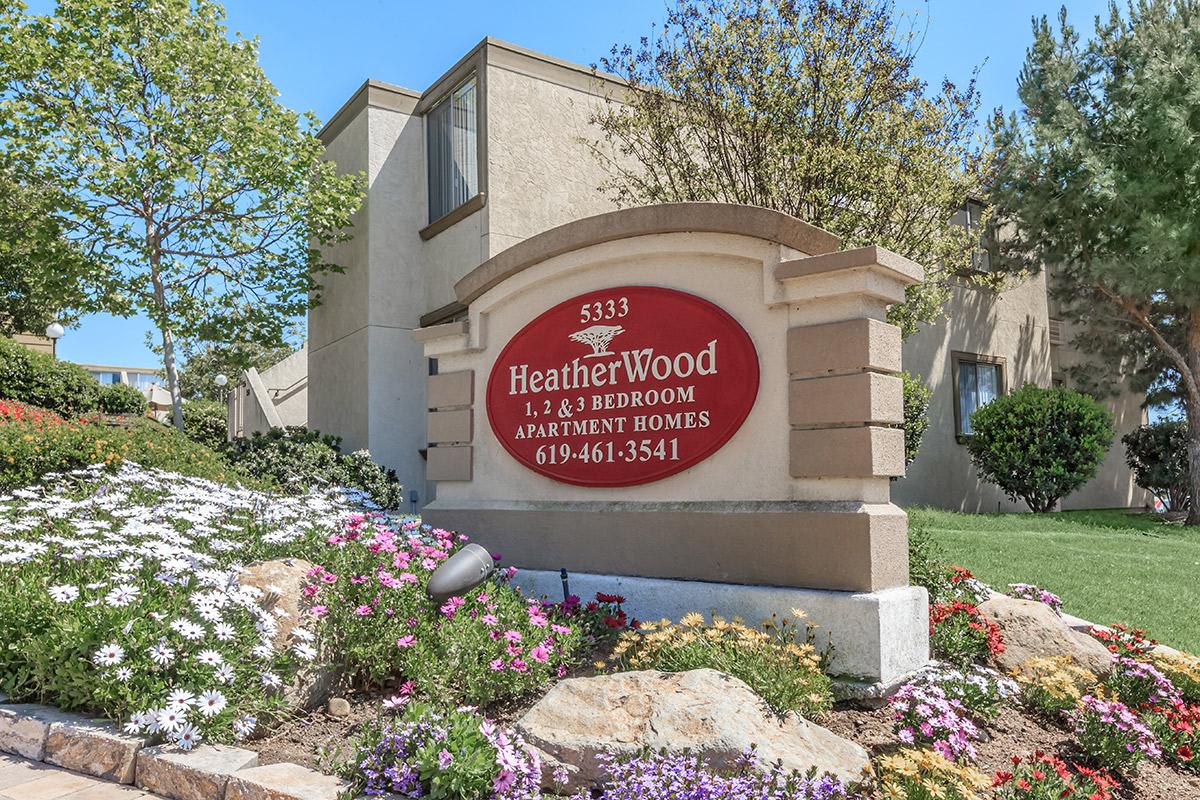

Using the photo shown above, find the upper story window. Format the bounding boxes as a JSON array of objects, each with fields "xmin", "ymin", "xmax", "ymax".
[
  {"xmin": 952, "ymin": 198, "xmax": 993, "ymax": 272},
  {"xmin": 426, "ymin": 76, "xmax": 478, "ymax": 224},
  {"xmin": 952, "ymin": 351, "xmax": 1005, "ymax": 438}
]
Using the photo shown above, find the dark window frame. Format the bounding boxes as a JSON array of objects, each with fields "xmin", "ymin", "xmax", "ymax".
[{"xmin": 951, "ymin": 350, "xmax": 1007, "ymax": 442}]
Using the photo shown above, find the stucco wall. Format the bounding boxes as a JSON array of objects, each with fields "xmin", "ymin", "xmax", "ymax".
[
  {"xmin": 893, "ymin": 275, "xmax": 1054, "ymax": 512},
  {"xmin": 892, "ymin": 273, "xmax": 1148, "ymax": 512},
  {"xmin": 260, "ymin": 345, "xmax": 308, "ymax": 428}
]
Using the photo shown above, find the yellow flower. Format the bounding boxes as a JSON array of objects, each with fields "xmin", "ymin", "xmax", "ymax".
[{"xmin": 680, "ymin": 612, "xmax": 705, "ymax": 628}]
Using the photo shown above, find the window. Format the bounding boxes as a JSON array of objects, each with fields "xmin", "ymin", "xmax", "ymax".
[
  {"xmin": 89, "ymin": 370, "xmax": 121, "ymax": 385},
  {"xmin": 426, "ymin": 76, "xmax": 478, "ymax": 223},
  {"xmin": 952, "ymin": 352, "xmax": 1005, "ymax": 437},
  {"xmin": 127, "ymin": 373, "xmax": 161, "ymax": 391},
  {"xmin": 952, "ymin": 198, "xmax": 993, "ymax": 272}
]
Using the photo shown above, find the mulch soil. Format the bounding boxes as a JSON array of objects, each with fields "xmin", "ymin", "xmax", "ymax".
[{"xmin": 252, "ymin": 686, "xmax": 1200, "ymax": 799}]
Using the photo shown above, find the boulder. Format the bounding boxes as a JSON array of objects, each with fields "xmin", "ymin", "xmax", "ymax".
[
  {"xmin": 515, "ymin": 669, "xmax": 868, "ymax": 789},
  {"xmin": 979, "ymin": 595, "xmax": 1113, "ymax": 676},
  {"xmin": 240, "ymin": 559, "xmax": 312, "ymax": 647},
  {"xmin": 240, "ymin": 558, "xmax": 339, "ymax": 710}
]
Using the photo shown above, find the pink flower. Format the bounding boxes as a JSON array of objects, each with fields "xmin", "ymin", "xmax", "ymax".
[
  {"xmin": 481, "ymin": 614, "xmax": 499, "ymax": 626},
  {"xmin": 503, "ymin": 630, "xmax": 522, "ymax": 643},
  {"xmin": 531, "ymin": 644, "xmax": 551, "ymax": 663},
  {"xmin": 398, "ymin": 573, "xmax": 418, "ymax": 585},
  {"xmin": 488, "ymin": 658, "xmax": 505, "ymax": 672},
  {"xmin": 440, "ymin": 596, "xmax": 465, "ymax": 619},
  {"xmin": 320, "ymin": 573, "xmax": 338, "ymax": 584},
  {"xmin": 350, "ymin": 575, "xmax": 368, "ymax": 584},
  {"xmin": 477, "ymin": 593, "xmax": 490, "ymax": 603},
  {"xmin": 308, "ymin": 605, "xmax": 328, "ymax": 617},
  {"xmin": 527, "ymin": 607, "xmax": 548, "ymax": 627},
  {"xmin": 556, "ymin": 664, "xmax": 567, "ymax": 678},
  {"xmin": 354, "ymin": 605, "xmax": 372, "ymax": 616},
  {"xmin": 509, "ymin": 659, "xmax": 528, "ymax": 673},
  {"xmin": 301, "ymin": 585, "xmax": 319, "ymax": 598},
  {"xmin": 438, "ymin": 749, "xmax": 453, "ymax": 769},
  {"xmin": 551, "ymin": 624, "xmax": 572, "ymax": 636},
  {"xmin": 396, "ymin": 635, "xmax": 416, "ymax": 648}
]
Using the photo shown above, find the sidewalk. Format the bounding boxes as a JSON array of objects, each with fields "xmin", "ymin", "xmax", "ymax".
[{"xmin": 0, "ymin": 753, "xmax": 163, "ymax": 799}]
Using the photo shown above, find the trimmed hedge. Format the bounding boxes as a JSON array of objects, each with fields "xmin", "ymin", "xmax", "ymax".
[
  {"xmin": 0, "ymin": 335, "xmax": 100, "ymax": 416},
  {"xmin": 227, "ymin": 426, "xmax": 403, "ymax": 509},
  {"xmin": 99, "ymin": 382, "xmax": 147, "ymax": 415},
  {"xmin": 965, "ymin": 384, "xmax": 1113, "ymax": 512}
]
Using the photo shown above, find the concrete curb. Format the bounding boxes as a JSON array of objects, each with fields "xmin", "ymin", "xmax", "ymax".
[{"xmin": 0, "ymin": 702, "xmax": 351, "ymax": 800}]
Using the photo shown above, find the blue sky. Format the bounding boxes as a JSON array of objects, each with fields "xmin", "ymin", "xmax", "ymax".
[{"xmin": 43, "ymin": 0, "xmax": 1112, "ymax": 367}]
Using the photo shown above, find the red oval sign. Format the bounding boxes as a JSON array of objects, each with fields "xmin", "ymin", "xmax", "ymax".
[{"xmin": 486, "ymin": 286, "xmax": 759, "ymax": 486}]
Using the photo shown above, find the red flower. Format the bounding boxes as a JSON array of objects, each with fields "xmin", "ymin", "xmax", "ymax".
[
  {"xmin": 595, "ymin": 592, "xmax": 626, "ymax": 604},
  {"xmin": 992, "ymin": 770, "xmax": 1013, "ymax": 786},
  {"xmin": 1179, "ymin": 745, "xmax": 1194, "ymax": 760}
]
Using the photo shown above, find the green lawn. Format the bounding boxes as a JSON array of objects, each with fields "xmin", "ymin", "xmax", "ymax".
[{"xmin": 909, "ymin": 507, "xmax": 1200, "ymax": 654}]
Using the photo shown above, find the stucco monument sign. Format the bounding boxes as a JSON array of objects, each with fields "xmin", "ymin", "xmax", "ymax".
[
  {"xmin": 414, "ymin": 203, "xmax": 930, "ymax": 691},
  {"xmin": 486, "ymin": 285, "xmax": 759, "ymax": 486}
]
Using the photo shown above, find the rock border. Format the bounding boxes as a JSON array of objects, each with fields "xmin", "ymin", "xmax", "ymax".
[{"xmin": 0, "ymin": 696, "xmax": 349, "ymax": 800}]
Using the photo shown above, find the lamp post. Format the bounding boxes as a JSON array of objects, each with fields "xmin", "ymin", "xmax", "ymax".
[
  {"xmin": 214, "ymin": 373, "xmax": 228, "ymax": 404},
  {"xmin": 44, "ymin": 322, "xmax": 64, "ymax": 358}
]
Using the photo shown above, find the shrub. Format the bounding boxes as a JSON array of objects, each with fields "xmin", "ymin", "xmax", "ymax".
[
  {"xmin": 1072, "ymin": 695, "xmax": 1160, "ymax": 772},
  {"xmin": 901, "ymin": 371, "xmax": 932, "ymax": 466},
  {"xmin": 1010, "ymin": 656, "xmax": 1098, "ymax": 716},
  {"xmin": 0, "ymin": 464, "xmax": 358, "ymax": 748},
  {"xmin": 1006, "ymin": 583, "xmax": 1063, "ymax": 615},
  {"xmin": 889, "ymin": 681, "xmax": 982, "ymax": 761},
  {"xmin": 908, "ymin": 516, "xmax": 950, "ymax": 604},
  {"xmin": 0, "ymin": 402, "xmax": 240, "ymax": 488},
  {"xmin": 580, "ymin": 750, "xmax": 855, "ymax": 800},
  {"xmin": 992, "ymin": 751, "xmax": 1118, "ymax": 800},
  {"xmin": 98, "ymin": 382, "xmax": 148, "ymax": 415},
  {"xmin": 1104, "ymin": 656, "xmax": 1183, "ymax": 708},
  {"xmin": 346, "ymin": 703, "xmax": 542, "ymax": 800},
  {"xmin": 965, "ymin": 384, "xmax": 1114, "ymax": 512},
  {"xmin": 909, "ymin": 664, "xmax": 1018, "ymax": 721},
  {"xmin": 227, "ymin": 426, "xmax": 403, "ymax": 509},
  {"xmin": 870, "ymin": 749, "xmax": 991, "ymax": 800},
  {"xmin": 607, "ymin": 612, "xmax": 832, "ymax": 718},
  {"xmin": 183, "ymin": 399, "xmax": 228, "ymax": 451},
  {"xmin": 1144, "ymin": 702, "xmax": 1200, "ymax": 773},
  {"xmin": 1122, "ymin": 420, "xmax": 1190, "ymax": 511},
  {"xmin": 929, "ymin": 601, "xmax": 1004, "ymax": 667},
  {"xmin": 0, "ymin": 334, "xmax": 101, "ymax": 416},
  {"xmin": 300, "ymin": 515, "xmax": 586, "ymax": 706}
]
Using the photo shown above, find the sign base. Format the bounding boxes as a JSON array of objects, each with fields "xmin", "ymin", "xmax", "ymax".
[{"xmin": 508, "ymin": 568, "xmax": 930, "ymax": 686}]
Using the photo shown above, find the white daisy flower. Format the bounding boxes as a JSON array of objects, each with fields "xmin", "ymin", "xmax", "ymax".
[
  {"xmin": 166, "ymin": 689, "xmax": 195, "ymax": 710},
  {"xmin": 251, "ymin": 643, "xmax": 273, "ymax": 660},
  {"xmin": 175, "ymin": 723, "xmax": 201, "ymax": 750},
  {"xmin": 196, "ymin": 649, "xmax": 224, "ymax": 667},
  {"xmin": 92, "ymin": 643, "xmax": 124, "ymax": 667},
  {"xmin": 156, "ymin": 708, "xmax": 185, "ymax": 732},
  {"xmin": 260, "ymin": 671, "xmax": 282, "ymax": 690},
  {"xmin": 291, "ymin": 627, "xmax": 315, "ymax": 643},
  {"xmin": 114, "ymin": 667, "xmax": 133, "ymax": 682},
  {"xmin": 171, "ymin": 620, "xmax": 205, "ymax": 641},
  {"xmin": 123, "ymin": 717, "xmax": 143, "ymax": 735},
  {"xmin": 292, "ymin": 642, "xmax": 316, "ymax": 662},
  {"xmin": 48, "ymin": 584, "xmax": 79, "ymax": 603},
  {"xmin": 197, "ymin": 689, "xmax": 227, "ymax": 718},
  {"xmin": 105, "ymin": 583, "xmax": 140, "ymax": 607},
  {"xmin": 148, "ymin": 642, "xmax": 175, "ymax": 666},
  {"xmin": 232, "ymin": 715, "xmax": 256, "ymax": 740},
  {"xmin": 213, "ymin": 664, "xmax": 235, "ymax": 685},
  {"xmin": 212, "ymin": 622, "xmax": 236, "ymax": 641}
]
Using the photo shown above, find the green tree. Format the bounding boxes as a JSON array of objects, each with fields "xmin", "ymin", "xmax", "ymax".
[
  {"xmin": 990, "ymin": 0, "xmax": 1200, "ymax": 523},
  {"xmin": 590, "ymin": 0, "xmax": 997, "ymax": 336},
  {"xmin": 0, "ymin": 159, "xmax": 102, "ymax": 336},
  {"xmin": 0, "ymin": 0, "xmax": 363, "ymax": 429},
  {"xmin": 178, "ymin": 337, "xmax": 296, "ymax": 401}
]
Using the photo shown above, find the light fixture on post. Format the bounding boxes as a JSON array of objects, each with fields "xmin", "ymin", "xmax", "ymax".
[
  {"xmin": 44, "ymin": 322, "xmax": 65, "ymax": 358},
  {"xmin": 426, "ymin": 543, "xmax": 496, "ymax": 604},
  {"xmin": 214, "ymin": 373, "xmax": 228, "ymax": 404}
]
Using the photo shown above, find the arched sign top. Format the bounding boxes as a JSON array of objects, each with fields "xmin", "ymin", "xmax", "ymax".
[{"xmin": 485, "ymin": 285, "xmax": 760, "ymax": 487}]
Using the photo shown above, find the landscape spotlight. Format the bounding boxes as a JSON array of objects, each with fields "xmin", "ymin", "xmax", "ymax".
[{"xmin": 426, "ymin": 543, "xmax": 496, "ymax": 603}]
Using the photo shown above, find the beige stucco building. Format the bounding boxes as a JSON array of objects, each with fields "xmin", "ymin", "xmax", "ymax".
[{"xmin": 305, "ymin": 36, "xmax": 1148, "ymax": 512}]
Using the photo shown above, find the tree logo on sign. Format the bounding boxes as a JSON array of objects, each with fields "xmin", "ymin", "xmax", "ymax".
[{"xmin": 569, "ymin": 325, "xmax": 624, "ymax": 358}]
